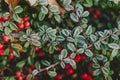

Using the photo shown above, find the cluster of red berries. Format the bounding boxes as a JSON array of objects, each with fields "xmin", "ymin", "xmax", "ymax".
[
  {"xmin": 15, "ymin": 71, "xmax": 23, "ymax": 80},
  {"xmin": 27, "ymin": 64, "xmax": 35, "ymax": 71},
  {"xmin": 0, "ymin": 42, "xmax": 15, "ymax": 59},
  {"xmin": 0, "ymin": 16, "xmax": 9, "ymax": 23},
  {"xmin": 0, "ymin": 35, "xmax": 9, "ymax": 55},
  {"xmin": 88, "ymin": 7, "xmax": 101, "ymax": 19},
  {"xmin": 81, "ymin": 73, "xmax": 92, "ymax": 80},
  {"xmin": 16, "ymin": 16, "xmax": 30, "ymax": 30}
]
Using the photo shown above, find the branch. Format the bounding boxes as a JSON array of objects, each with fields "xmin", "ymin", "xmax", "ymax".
[
  {"xmin": 87, "ymin": 29, "xmax": 120, "ymax": 48},
  {"xmin": 32, "ymin": 29, "xmax": 120, "ymax": 76},
  {"xmin": 39, "ymin": 62, "xmax": 60, "ymax": 72}
]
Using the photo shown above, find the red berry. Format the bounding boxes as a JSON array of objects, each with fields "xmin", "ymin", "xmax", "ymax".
[
  {"xmin": 81, "ymin": 73, "xmax": 88, "ymax": 79},
  {"xmin": 65, "ymin": 64, "xmax": 71, "ymax": 69},
  {"xmin": 24, "ymin": 21, "xmax": 30, "ymax": 27},
  {"xmin": 93, "ymin": 14, "xmax": 98, "ymax": 19},
  {"xmin": 17, "ymin": 23, "xmax": 25, "ymax": 29},
  {"xmin": 18, "ymin": 76, "xmax": 23, "ymax": 80},
  {"xmin": 0, "ymin": 49, "xmax": 4, "ymax": 56},
  {"xmin": 86, "ymin": 75, "xmax": 92, "ymax": 80},
  {"xmin": 57, "ymin": 46, "xmax": 62, "ymax": 51},
  {"xmin": 89, "ymin": 70, "xmax": 94, "ymax": 75},
  {"xmin": 8, "ymin": 54, "xmax": 15, "ymax": 60},
  {"xmin": 9, "ymin": 48, "xmax": 13, "ymax": 53},
  {"xmin": 88, "ymin": 62, "xmax": 94, "ymax": 67},
  {"xmin": 22, "ymin": 16, "xmax": 29, "ymax": 21},
  {"xmin": 0, "ymin": 43, "xmax": 4, "ymax": 49},
  {"xmin": 81, "ymin": 55, "xmax": 86, "ymax": 60},
  {"xmin": 16, "ymin": 71, "xmax": 22, "ymax": 77},
  {"xmin": 2, "ymin": 35, "xmax": 9, "ymax": 42},
  {"xmin": 34, "ymin": 46, "xmax": 40, "ymax": 51},
  {"xmin": 73, "ymin": 54, "xmax": 81, "ymax": 62},
  {"xmin": 30, "ymin": 65, "xmax": 35, "ymax": 70},
  {"xmin": 33, "ymin": 76, "xmax": 38, "ymax": 80},
  {"xmin": 55, "ymin": 74, "xmax": 62, "ymax": 80},
  {"xmin": 19, "ymin": 49, "xmax": 23, "ymax": 53},
  {"xmin": 66, "ymin": 68, "xmax": 74, "ymax": 75},
  {"xmin": 38, "ymin": 52, "xmax": 44, "ymax": 57},
  {"xmin": 2, "ymin": 17, "xmax": 9, "ymax": 21},
  {"xmin": 27, "ymin": 67, "xmax": 32, "ymax": 71},
  {"xmin": 95, "ymin": 10, "xmax": 101, "ymax": 16},
  {"xmin": 88, "ymin": 7, "xmax": 93, "ymax": 12}
]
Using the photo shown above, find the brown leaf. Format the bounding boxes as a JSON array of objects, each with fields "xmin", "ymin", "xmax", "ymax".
[
  {"xmin": 26, "ymin": 0, "xmax": 66, "ymax": 14},
  {"xmin": 48, "ymin": 0, "xmax": 65, "ymax": 14},
  {"xmin": 4, "ymin": 0, "xmax": 19, "ymax": 6}
]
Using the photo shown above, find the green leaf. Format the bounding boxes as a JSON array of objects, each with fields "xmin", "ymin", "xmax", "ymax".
[
  {"xmin": 60, "ymin": 62, "xmax": 65, "ymax": 69},
  {"xmin": 35, "ymin": 61, "xmax": 41, "ymax": 69},
  {"xmin": 9, "ymin": 23, "xmax": 18, "ymax": 30},
  {"xmin": 30, "ymin": 46, "xmax": 35, "ymax": 57},
  {"xmin": 85, "ymin": 49, "xmax": 93, "ymax": 57},
  {"xmin": 32, "ymin": 40, "xmax": 41, "ymax": 47},
  {"xmin": 70, "ymin": 13, "xmax": 79, "ymax": 22},
  {"xmin": 82, "ymin": 11, "xmax": 89, "ymax": 17},
  {"xmin": 13, "ymin": 13, "xmax": 21, "ymax": 22},
  {"xmin": 3, "ymin": 12, "xmax": 10, "ymax": 17},
  {"xmin": 111, "ymin": 34, "xmax": 119, "ymax": 40},
  {"xmin": 47, "ymin": 71, "xmax": 57, "ymax": 77},
  {"xmin": 90, "ymin": 34, "xmax": 97, "ymax": 42},
  {"xmin": 4, "ymin": 48, "xmax": 9, "ymax": 55},
  {"xmin": 28, "ymin": 56, "xmax": 34, "ymax": 65},
  {"xmin": 70, "ymin": 59, "xmax": 76, "ymax": 69},
  {"xmin": 96, "ymin": 55, "xmax": 104, "ymax": 61},
  {"xmin": 41, "ymin": 60, "xmax": 51, "ymax": 66},
  {"xmin": 38, "ymin": 12, "xmax": 45, "ymax": 21},
  {"xmin": 49, "ymin": 46, "xmax": 54, "ymax": 54},
  {"xmin": 65, "ymin": 5, "xmax": 74, "ymax": 11},
  {"xmin": 63, "ymin": 0, "xmax": 72, "ymax": 5},
  {"xmin": 108, "ymin": 43, "xmax": 120, "ymax": 49},
  {"xmin": 61, "ymin": 49, "xmax": 68, "ymax": 58},
  {"xmin": 13, "ymin": 51, "xmax": 20, "ymax": 57},
  {"xmin": 56, "ymin": 36, "xmax": 65, "ymax": 41},
  {"xmin": 14, "ymin": 6, "xmax": 23, "ymax": 14},
  {"xmin": 49, "ymin": 5, "xmax": 59, "ymax": 13},
  {"xmin": 93, "ymin": 69, "xmax": 101, "ymax": 76},
  {"xmin": 73, "ymin": 26, "xmax": 83, "ymax": 37},
  {"xmin": 16, "ymin": 60, "xmax": 26, "ymax": 68},
  {"xmin": 67, "ymin": 43, "xmax": 76, "ymax": 52},
  {"xmin": 76, "ymin": 8, "xmax": 83, "ymax": 17},
  {"xmin": 77, "ymin": 48, "xmax": 84, "ymax": 54},
  {"xmin": 102, "ymin": 67, "xmax": 109, "ymax": 75},
  {"xmin": 54, "ymin": 15, "xmax": 61, "ymax": 23},
  {"xmin": 39, "ymin": 0, "xmax": 48, "ymax": 5},
  {"xmin": 62, "ymin": 29, "xmax": 70, "ymax": 36},
  {"xmin": 83, "ymin": 0, "xmax": 93, "ymax": 7},
  {"xmin": 93, "ymin": 63, "xmax": 100, "ymax": 68},
  {"xmin": 85, "ymin": 25, "xmax": 92, "ymax": 35},
  {"xmin": 41, "ymin": 6, "xmax": 48, "ymax": 14},
  {"xmin": 111, "ymin": 49, "xmax": 118, "ymax": 57},
  {"xmin": 24, "ymin": 42, "xmax": 30, "ymax": 48},
  {"xmin": 4, "ymin": 27, "xmax": 12, "ymax": 35}
]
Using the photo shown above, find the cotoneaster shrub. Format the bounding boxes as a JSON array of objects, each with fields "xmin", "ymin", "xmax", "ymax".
[{"xmin": 0, "ymin": 0, "xmax": 120, "ymax": 80}]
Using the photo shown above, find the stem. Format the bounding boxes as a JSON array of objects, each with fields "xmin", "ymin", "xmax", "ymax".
[
  {"xmin": 87, "ymin": 29, "xmax": 120, "ymax": 48},
  {"xmin": 38, "ymin": 62, "xmax": 60, "ymax": 72},
  {"xmin": 32, "ymin": 29, "xmax": 120, "ymax": 75}
]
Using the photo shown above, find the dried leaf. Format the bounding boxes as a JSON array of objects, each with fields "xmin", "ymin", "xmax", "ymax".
[
  {"xmin": 26, "ymin": 0, "xmax": 66, "ymax": 14},
  {"xmin": 48, "ymin": 0, "xmax": 65, "ymax": 14},
  {"xmin": 4, "ymin": 0, "xmax": 19, "ymax": 6},
  {"xmin": 25, "ymin": 0, "xmax": 37, "ymax": 6}
]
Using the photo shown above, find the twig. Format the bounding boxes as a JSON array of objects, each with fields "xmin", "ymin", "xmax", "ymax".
[
  {"xmin": 38, "ymin": 62, "xmax": 60, "ymax": 72},
  {"xmin": 32, "ymin": 29, "xmax": 120, "ymax": 76},
  {"xmin": 87, "ymin": 29, "xmax": 120, "ymax": 49}
]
